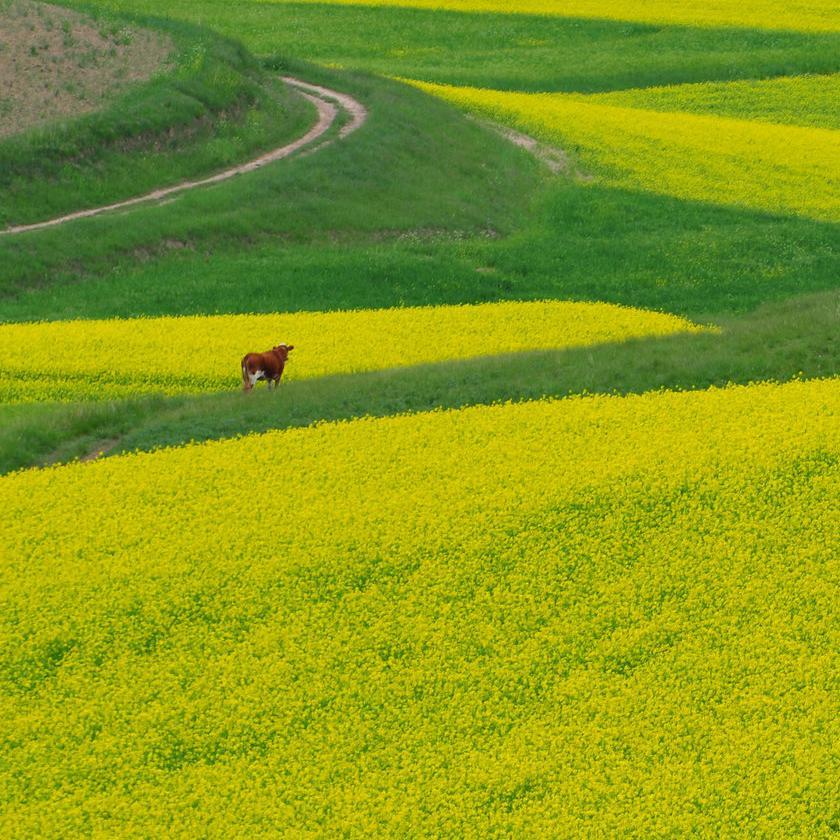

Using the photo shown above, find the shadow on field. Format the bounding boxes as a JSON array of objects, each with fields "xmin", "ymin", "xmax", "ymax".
[{"xmin": 2, "ymin": 289, "xmax": 835, "ymax": 474}]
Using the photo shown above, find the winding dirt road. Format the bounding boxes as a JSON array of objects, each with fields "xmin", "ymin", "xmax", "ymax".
[{"xmin": 1, "ymin": 77, "xmax": 367, "ymax": 237}]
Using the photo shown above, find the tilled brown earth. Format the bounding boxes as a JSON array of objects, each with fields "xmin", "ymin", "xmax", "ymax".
[{"xmin": 0, "ymin": 0, "xmax": 172, "ymax": 138}]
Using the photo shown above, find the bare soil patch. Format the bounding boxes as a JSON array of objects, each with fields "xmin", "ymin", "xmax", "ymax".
[{"xmin": 0, "ymin": 0, "xmax": 173, "ymax": 138}]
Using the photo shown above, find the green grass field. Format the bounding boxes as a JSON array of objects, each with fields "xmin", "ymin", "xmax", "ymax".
[{"xmin": 1, "ymin": 0, "xmax": 838, "ymax": 833}]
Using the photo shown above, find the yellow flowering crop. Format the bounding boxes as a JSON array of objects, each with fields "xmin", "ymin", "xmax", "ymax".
[
  {"xmin": 413, "ymin": 80, "xmax": 840, "ymax": 222},
  {"xmin": 258, "ymin": 0, "xmax": 840, "ymax": 33},
  {"xmin": 0, "ymin": 300, "xmax": 705, "ymax": 403},
  {"xmin": 0, "ymin": 378, "xmax": 837, "ymax": 836}
]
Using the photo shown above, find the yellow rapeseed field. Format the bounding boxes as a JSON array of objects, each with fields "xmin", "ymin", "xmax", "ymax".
[
  {"xmin": 412, "ymin": 80, "xmax": 840, "ymax": 222},
  {"xmin": 0, "ymin": 300, "xmax": 706, "ymax": 402},
  {"xmin": 258, "ymin": 0, "xmax": 840, "ymax": 33},
  {"xmin": 1, "ymin": 378, "xmax": 837, "ymax": 835}
]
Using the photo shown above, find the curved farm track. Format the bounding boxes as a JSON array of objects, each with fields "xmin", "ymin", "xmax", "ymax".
[{"xmin": 1, "ymin": 77, "xmax": 367, "ymax": 236}]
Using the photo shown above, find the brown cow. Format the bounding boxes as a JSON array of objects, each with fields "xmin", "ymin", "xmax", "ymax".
[{"xmin": 241, "ymin": 344, "xmax": 294, "ymax": 391}]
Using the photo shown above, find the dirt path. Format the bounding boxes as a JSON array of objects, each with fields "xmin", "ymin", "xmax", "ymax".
[
  {"xmin": 79, "ymin": 438, "xmax": 121, "ymax": 463},
  {"xmin": 477, "ymin": 117, "xmax": 592, "ymax": 181},
  {"xmin": 1, "ymin": 77, "xmax": 368, "ymax": 237}
]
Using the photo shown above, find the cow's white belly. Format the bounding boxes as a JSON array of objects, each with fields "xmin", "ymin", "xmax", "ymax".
[{"xmin": 249, "ymin": 370, "xmax": 265, "ymax": 386}]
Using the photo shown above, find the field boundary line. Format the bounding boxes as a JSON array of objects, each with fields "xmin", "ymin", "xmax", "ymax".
[{"xmin": 0, "ymin": 78, "xmax": 368, "ymax": 237}]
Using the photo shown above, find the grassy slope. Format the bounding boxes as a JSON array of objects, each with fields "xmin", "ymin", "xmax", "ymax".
[
  {"xmin": 0, "ymin": 61, "xmax": 542, "ymax": 297},
  {"xmin": 3, "ymin": 2, "xmax": 835, "ymax": 310},
  {"xmin": 0, "ymin": 8, "xmax": 314, "ymax": 227},
  {"xmin": 2, "ymin": 178, "xmax": 835, "ymax": 322}
]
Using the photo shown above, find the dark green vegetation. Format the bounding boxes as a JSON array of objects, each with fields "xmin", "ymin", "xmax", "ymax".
[
  {"xmin": 0, "ymin": 7, "xmax": 313, "ymax": 227},
  {"xmin": 76, "ymin": 0, "xmax": 840, "ymax": 92},
  {"xmin": 0, "ymin": 0, "xmax": 837, "ymax": 474}
]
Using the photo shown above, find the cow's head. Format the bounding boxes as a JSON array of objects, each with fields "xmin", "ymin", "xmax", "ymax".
[{"xmin": 273, "ymin": 343, "xmax": 294, "ymax": 360}]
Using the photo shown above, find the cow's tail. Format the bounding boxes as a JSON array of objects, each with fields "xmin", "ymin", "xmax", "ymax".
[{"xmin": 241, "ymin": 358, "xmax": 251, "ymax": 391}]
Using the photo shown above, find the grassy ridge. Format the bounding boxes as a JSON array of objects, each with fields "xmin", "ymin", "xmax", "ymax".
[
  {"xmin": 3, "ymin": 178, "xmax": 835, "ymax": 323},
  {"xmin": 82, "ymin": 0, "xmax": 840, "ymax": 92},
  {"xmin": 2, "ymin": 6, "xmax": 835, "ymax": 318},
  {"xmin": 0, "ymin": 9, "xmax": 314, "ymax": 226}
]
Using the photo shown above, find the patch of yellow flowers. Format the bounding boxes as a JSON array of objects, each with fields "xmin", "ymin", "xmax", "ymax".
[
  {"xmin": 0, "ymin": 299, "xmax": 706, "ymax": 402},
  {"xmin": 1, "ymin": 378, "xmax": 837, "ymax": 835},
  {"xmin": 265, "ymin": 0, "xmax": 840, "ymax": 33},
  {"xmin": 412, "ymin": 80, "xmax": 840, "ymax": 222}
]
